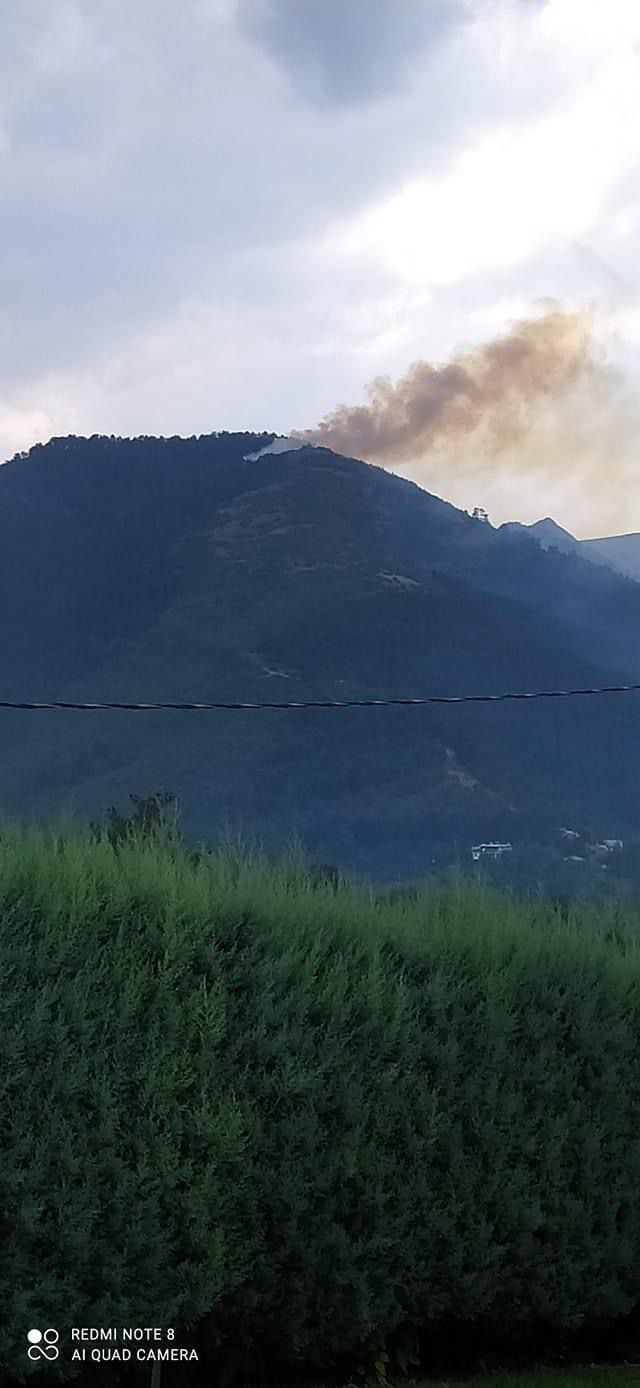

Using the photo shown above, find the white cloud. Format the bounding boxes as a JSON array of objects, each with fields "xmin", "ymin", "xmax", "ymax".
[{"xmin": 327, "ymin": 39, "xmax": 640, "ymax": 290}]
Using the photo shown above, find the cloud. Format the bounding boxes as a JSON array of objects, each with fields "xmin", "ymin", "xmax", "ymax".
[
  {"xmin": 323, "ymin": 32, "xmax": 640, "ymax": 289},
  {"xmin": 0, "ymin": 0, "xmax": 530, "ymax": 400},
  {"xmin": 236, "ymin": 0, "xmax": 468, "ymax": 105}
]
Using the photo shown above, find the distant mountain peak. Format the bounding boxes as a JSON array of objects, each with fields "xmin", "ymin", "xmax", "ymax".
[
  {"xmin": 537, "ymin": 516, "xmax": 576, "ymax": 535},
  {"xmin": 500, "ymin": 514, "xmax": 640, "ymax": 581},
  {"xmin": 583, "ymin": 530, "xmax": 640, "ymax": 580},
  {"xmin": 514, "ymin": 518, "xmax": 578, "ymax": 552}
]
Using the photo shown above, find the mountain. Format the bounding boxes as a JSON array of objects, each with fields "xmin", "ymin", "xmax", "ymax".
[
  {"xmin": 585, "ymin": 532, "xmax": 640, "ymax": 580},
  {"xmin": 501, "ymin": 517, "xmax": 640, "ymax": 581},
  {"xmin": 501, "ymin": 517, "xmax": 580, "ymax": 556},
  {"xmin": 1, "ymin": 431, "xmax": 640, "ymax": 880}
]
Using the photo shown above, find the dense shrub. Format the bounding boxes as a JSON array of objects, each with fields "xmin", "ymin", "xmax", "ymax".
[
  {"xmin": 2, "ymin": 829, "xmax": 640, "ymax": 1382},
  {"xmin": 0, "ymin": 828, "xmax": 258, "ymax": 1380}
]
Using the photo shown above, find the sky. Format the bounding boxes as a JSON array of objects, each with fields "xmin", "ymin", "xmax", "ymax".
[{"xmin": 1, "ymin": 0, "xmax": 640, "ymax": 536}]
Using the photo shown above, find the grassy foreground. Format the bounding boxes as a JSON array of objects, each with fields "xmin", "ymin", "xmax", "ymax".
[{"xmin": 2, "ymin": 823, "xmax": 640, "ymax": 1383}]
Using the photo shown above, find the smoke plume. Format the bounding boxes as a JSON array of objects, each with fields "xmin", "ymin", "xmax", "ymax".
[{"xmin": 295, "ymin": 302, "xmax": 639, "ymax": 534}]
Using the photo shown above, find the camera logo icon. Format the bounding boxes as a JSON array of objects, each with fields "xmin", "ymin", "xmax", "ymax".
[{"xmin": 27, "ymin": 1329, "xmax": 60, "ymax": 1361}]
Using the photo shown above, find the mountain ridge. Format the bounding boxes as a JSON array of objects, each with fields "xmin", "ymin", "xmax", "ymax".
[
  {"xmin": 501, "ymin": 516, "xmax": 640, "ymax": 581},
  {"xmin": 1, "ymin": 430, "xmax": 639, "ymax": 878}
]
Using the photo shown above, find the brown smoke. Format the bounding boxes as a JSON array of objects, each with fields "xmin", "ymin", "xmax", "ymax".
[{"xmin": 294, "ymin": 302, "xmax": 639, "ymax": 534}]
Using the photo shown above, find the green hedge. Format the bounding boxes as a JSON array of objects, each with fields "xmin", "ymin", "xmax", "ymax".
[{"xmin": 2, "ymin": 829, "xmax": 640, "ymax": 1379}]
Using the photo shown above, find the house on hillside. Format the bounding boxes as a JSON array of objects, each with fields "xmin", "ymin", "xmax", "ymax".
[
  {"xmin": 471, "ymin": 842, "xmax": 512, "ymax": 862},
  {"xmin": 590, "ymin": 839, "xmax": 623, "ymax": 858}
]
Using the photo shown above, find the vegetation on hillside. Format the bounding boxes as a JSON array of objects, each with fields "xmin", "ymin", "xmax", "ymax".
[{"xmin": 1, "ymin": 432, "xmax": 640, "ymax": 882}]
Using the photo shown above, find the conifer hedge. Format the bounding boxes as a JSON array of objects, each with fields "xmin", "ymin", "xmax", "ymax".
[{"xmin": 2, "ymin": 829, "xmax": 640, "ymax": 1380}]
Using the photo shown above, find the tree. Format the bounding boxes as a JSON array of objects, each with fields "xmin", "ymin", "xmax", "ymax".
[{"xmin": 90, "ymin": 790, "xmax": 181, "ymax": 851}]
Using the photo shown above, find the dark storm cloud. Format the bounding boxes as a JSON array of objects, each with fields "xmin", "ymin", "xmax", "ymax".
[{"xmin": 236, "ymin": 0, "xmax": 468, "ymax": 104}]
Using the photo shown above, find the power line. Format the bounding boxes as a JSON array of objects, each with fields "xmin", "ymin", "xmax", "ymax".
[{"xmin": 0, "ymin": 683, "xmax": 639, "ymax": 711}]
